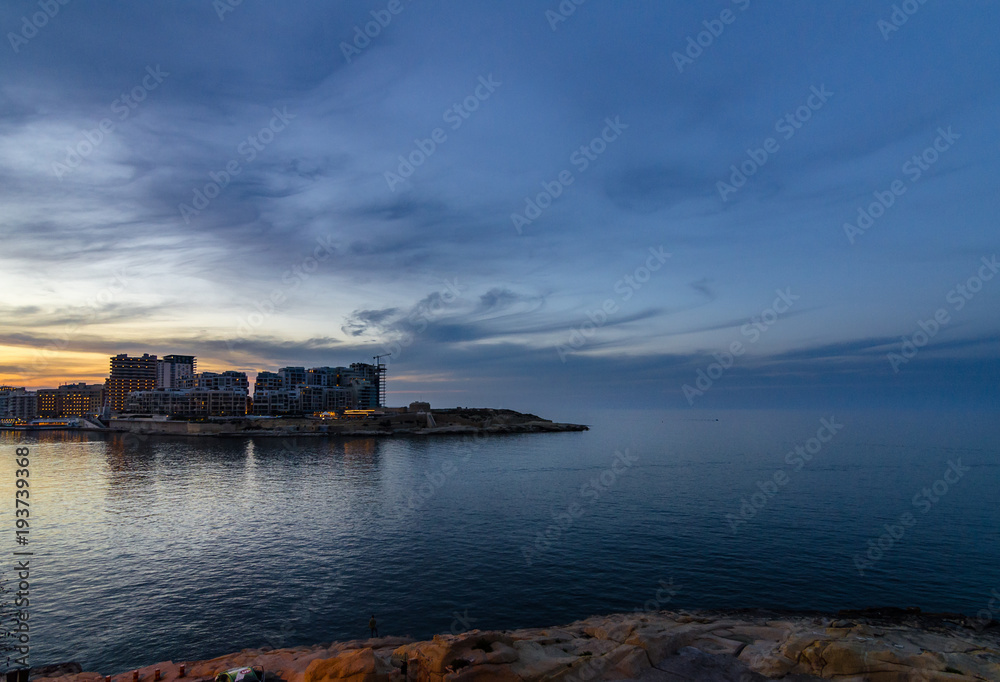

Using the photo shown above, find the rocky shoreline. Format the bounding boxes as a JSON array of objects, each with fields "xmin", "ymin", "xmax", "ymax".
[
  {"xmin": 35, "ymin": 608, "xmax": 1000, "ymax": 682},
  {"xmin": 103, "ymin": 408, "xmax": 589, "ymax": 438}
]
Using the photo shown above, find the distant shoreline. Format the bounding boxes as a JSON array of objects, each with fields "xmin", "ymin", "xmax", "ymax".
[{"xmin": 3, "ymin": 408, "xmax": 589, "ymax": 438}]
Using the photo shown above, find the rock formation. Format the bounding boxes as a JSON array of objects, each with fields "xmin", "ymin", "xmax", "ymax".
[{"xmin": 33, "ymin": 609, "xmax": 1000, "ymax": 682}]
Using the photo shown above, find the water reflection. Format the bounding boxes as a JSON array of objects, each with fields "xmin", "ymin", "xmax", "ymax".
[
  {"xmin": 345, "ymin": 437, "xmax": 377, "ymax": 458},
  {"xmin": 0, "ymin": 411, "xmax": 997, "ymax": 675}
]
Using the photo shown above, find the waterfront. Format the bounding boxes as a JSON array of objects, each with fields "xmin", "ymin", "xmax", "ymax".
[{"xmin": 1, "ymin": 408, "xmax": 998, "ymax": 672}]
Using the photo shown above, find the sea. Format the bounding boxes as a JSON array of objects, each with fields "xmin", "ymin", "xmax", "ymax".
[{"xmin": 1, "ymin": 408, "xmax": 998, "ymax": 673}]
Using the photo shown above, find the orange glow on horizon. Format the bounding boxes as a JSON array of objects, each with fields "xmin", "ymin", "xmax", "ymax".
[
  {"xmin": 0, "ymin": 345, "xmax": 110, "ymax": 390},
  {"xmin": 0, "ymin": 344, "xmax": 309, "ymax": 391}
]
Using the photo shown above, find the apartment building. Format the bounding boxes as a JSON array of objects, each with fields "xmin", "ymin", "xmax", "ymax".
[{"xmin": 106, "ymin": 353, "xmax": 157, "ymax": 412}]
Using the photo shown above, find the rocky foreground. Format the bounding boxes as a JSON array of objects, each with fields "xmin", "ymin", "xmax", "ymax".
[{"xmin": 36, "ymin": 609, "xmax": 1000, "ymax": 682}]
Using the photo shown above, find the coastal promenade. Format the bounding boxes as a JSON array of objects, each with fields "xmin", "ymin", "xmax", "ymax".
[{"xmin": 32, "ymin": 609, "xmax": 1000, "ymax": 682}]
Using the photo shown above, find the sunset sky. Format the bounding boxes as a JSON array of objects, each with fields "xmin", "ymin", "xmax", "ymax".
[{"xmin": 1, "ymin": 1, "xmax": 997, "ymax": 411}]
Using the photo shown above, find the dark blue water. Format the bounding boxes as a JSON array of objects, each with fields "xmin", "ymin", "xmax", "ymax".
[{"xmin": 2, "ymin": 409, "xmax": 998, "ymax": 673}]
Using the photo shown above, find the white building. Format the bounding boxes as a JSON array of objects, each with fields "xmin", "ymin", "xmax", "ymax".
[
  {"xmin": 125, "ymin": 388, "xmax": 248, "ymax": 417},
  {"xmin": 156, "ymin": 355, "xmax": 196, "ymax": 389},
  {"xmin": 192, "ymin": 371, "xmax": 249, "ymax": 391},
  {"xmin": 5, "ymin": 390, "xmax": 38, "ymax": 421}
]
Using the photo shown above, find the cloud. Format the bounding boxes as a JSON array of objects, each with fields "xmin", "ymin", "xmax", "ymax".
[
  {"xmin": 1, "ymin": 1, "xmax": 998, "ymax": 406},
  {"xmin": 341, "ymin": 307, "xmax": 401, "ymax": 337}
]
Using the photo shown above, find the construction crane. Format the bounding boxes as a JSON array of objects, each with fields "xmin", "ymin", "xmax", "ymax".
[{"xmin": 372, "ymin": 353, "xmax": 390, "ymax": 407}]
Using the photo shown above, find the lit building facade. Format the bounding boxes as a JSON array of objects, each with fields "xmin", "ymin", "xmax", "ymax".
[
  {"xmin": 106, "ymin": 357, "xmax": 381, "ymax": 417},
  {"xmin": 37, "ymin": 383, "xmax": 105, "ymax": 417},
  {"xmin": 106, "ymin": 354, "xmax": 158, "ymax": 412}
]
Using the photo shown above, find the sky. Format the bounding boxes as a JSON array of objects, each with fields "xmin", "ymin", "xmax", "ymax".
[{"xmin": 0, "ymin": 0, "xmax": 997, "ymax": 413}]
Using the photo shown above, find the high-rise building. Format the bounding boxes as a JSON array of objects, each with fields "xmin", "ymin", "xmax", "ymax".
[
  {"xmin": 250, "ymin": 362, "xmax": 383, "ymax": 415},
  {"xmin": 37, "ymin": 383, "xmax": 105, "ymax": 417},
  {"xmin": 106, "ymin": 353, "xmax": 157, "ymax": 412},
  {"xmin": 0, "ymin": 386, "xmax": 27, "ymax": 418},
  {"xmin": 306, "ymin": 367, "xmax": 339, "ymax": 387},
  {"xmin": 125, "ymin": 388, "xmax": 249, "ymax": 417},
  {"xmin": 252, "ymin": 371, "xmax": 282, "ymax": 412},
  {"xmin": 344, "ymin": 362, "xmax": 380, "ymax": 409},
  {"xmin": 7, "ymin": 391, "xmax": 38, "ymax": 421},
  {"xmin": 193, "ymin": 371, "xmax": 249, "ymax": 391},
  {"xmin": 126, "ymin": 368, "xmax": 249, "ymax": 418},
  {"xmin": 254, "ymin": 371, "xmax": 282, "ymax": 393},
  {"xmin": 250, "ymin": 385, "xmax": 353, "ymax": 415},
  {"xmin": 278, "ymin": 367, "xmax": 307, "ymax": 387},
  {"xmin": 157, "ymin": 355, "xmax": 196, "ymax": 388}
]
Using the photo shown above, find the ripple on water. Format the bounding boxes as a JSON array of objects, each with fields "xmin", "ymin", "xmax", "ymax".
[{"xmin": 1, "ymin": 409, "xmax": 998, "ymax": 672}]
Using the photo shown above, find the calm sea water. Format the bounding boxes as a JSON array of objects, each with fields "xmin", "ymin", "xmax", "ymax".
[{"xmin": 1, "ymin": 409, "xmax": 998, "ymax": 673}]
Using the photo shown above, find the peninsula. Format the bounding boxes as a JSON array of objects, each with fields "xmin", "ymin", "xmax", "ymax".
[
  {"xmin": 1, "ymin": 355, "xmax": 587, "ymax": 437},
  {"xmin": 105, "ymin": 407, "xmax": 589, "ymax": 438}
]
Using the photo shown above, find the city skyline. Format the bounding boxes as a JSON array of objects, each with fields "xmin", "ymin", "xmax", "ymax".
[
  {"xmin": 1, "ymin": 2, "xmax": 998, "ymax": 412},
  {"xmin": 0, "ymin": 352, "xmax": 387, "ymax": 421},
  {"xmin": 2, "ymin": 350, "xmax": 387, "ymax": 395},
  {"xmin": 1, "ymin": 4, "xmax": 999, "ymax": 675}
]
